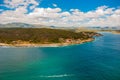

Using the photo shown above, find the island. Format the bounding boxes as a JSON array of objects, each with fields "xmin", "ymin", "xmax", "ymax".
[{"xmin": 0, "ymin": 28, "xmax": 102, "ymax": 47}]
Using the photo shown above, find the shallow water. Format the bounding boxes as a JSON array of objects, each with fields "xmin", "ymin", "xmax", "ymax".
[{"xmin": 0, "ymin": 32, "xmax": 120, "ymax": 80}]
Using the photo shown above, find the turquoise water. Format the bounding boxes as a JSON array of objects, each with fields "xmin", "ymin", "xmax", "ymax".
[{"xmin": 0, "ymin": 32, "xmax": 120, "ymax": 80}]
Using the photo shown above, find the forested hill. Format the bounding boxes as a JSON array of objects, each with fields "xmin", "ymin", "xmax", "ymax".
[{"xmin": 0, "ymin": 28, "xmax": 101, "ymax": 44}]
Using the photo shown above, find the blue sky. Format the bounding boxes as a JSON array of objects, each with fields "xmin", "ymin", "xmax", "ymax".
[
  {"xmin": 0, "ymin": 0, "xmax": 120, "ymax": 12},
  {"xmin": 0, "ymin": 0, "xmax": 120, "ymax": 27},
  {"xmin": 39, "ymin": 0, "xmax": 120, "ymax": 12}
]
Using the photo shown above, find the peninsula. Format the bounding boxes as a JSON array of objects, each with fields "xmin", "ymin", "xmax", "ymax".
[{"xmin": 0, "ymin": 28, "xmax": 102, "ymax": 47}]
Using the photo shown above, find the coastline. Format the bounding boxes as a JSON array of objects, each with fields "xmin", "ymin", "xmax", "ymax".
[
  {"xmin": 0, "ymin": 38, "xmax": 94, "ymax": 48},
  {"xmin": 111, "ymin": 31, "xmax": 120, "ymax": 34}
]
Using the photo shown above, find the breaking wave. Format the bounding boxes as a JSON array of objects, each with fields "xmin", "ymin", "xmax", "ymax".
[{"xmin": 39, "ymin": 74, "xmax": 74, "ymax": 78}]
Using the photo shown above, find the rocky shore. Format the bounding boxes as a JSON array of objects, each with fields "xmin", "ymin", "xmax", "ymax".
[{"xmin": 0, "ymin": 38, "xmax": 94, "ymax": 47}]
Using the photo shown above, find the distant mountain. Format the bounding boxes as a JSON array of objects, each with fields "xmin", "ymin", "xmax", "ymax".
[
  {"xmin": 0, "ymin": 23, "xmax": 119, "ymax": 30},
  {"xmin": 0, "ymin": 23, "xmax": 51, "ymax": 28}
]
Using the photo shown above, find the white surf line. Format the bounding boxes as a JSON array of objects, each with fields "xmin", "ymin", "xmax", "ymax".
[{"xmin": 39, "ymin": 74, "xmax": 74, "ymax": 78}]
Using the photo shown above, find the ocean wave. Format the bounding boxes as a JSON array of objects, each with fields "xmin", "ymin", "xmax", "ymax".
[{"xmin": 39, "ymin": 74, "xmax": 74, "ymax": 78}]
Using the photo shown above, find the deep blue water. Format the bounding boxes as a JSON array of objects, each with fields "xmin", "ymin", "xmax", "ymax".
[{"xmin": 0, "ymin": 32, "xmax": 120, "ymax": 80}]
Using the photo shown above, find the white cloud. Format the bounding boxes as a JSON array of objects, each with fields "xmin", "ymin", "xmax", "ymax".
[
  {"xmin": 53, "ymin": 4, "xmax": 57, "ymax": 7},
  {"xmin": 1, "ymin": 0, "xmax": 39, "ymax": 9},
  {"xmin": 28, "ymin": 7, "xmax": 62, "ymax": 19},
  {"xmin": 0, "ymin": 1, "xmax": 120, "ymax": 27}
]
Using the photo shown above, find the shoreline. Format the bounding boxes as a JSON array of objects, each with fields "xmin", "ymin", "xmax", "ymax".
[
  {"xmin": 111, "ymin": 31, "xmax": 120, "ymax": 34},
  {"xmin": 0, "ymin": 38, "xmax": 94, "ymax": 48}
]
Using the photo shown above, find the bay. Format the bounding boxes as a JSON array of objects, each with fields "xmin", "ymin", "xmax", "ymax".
[{"xmin": 0, "ymin": 32, "xmax": 120, "ymax": 80}]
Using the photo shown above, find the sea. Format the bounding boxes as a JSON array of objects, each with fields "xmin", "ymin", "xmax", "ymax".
[{"xmin": 0, "ymin": 32, "xmax": 120, "ymax": 80}]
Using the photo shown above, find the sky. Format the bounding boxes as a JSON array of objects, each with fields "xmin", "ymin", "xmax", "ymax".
[{"xmin": 0, "ymin": 0, "xmax": 120, "ymax": 27}]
